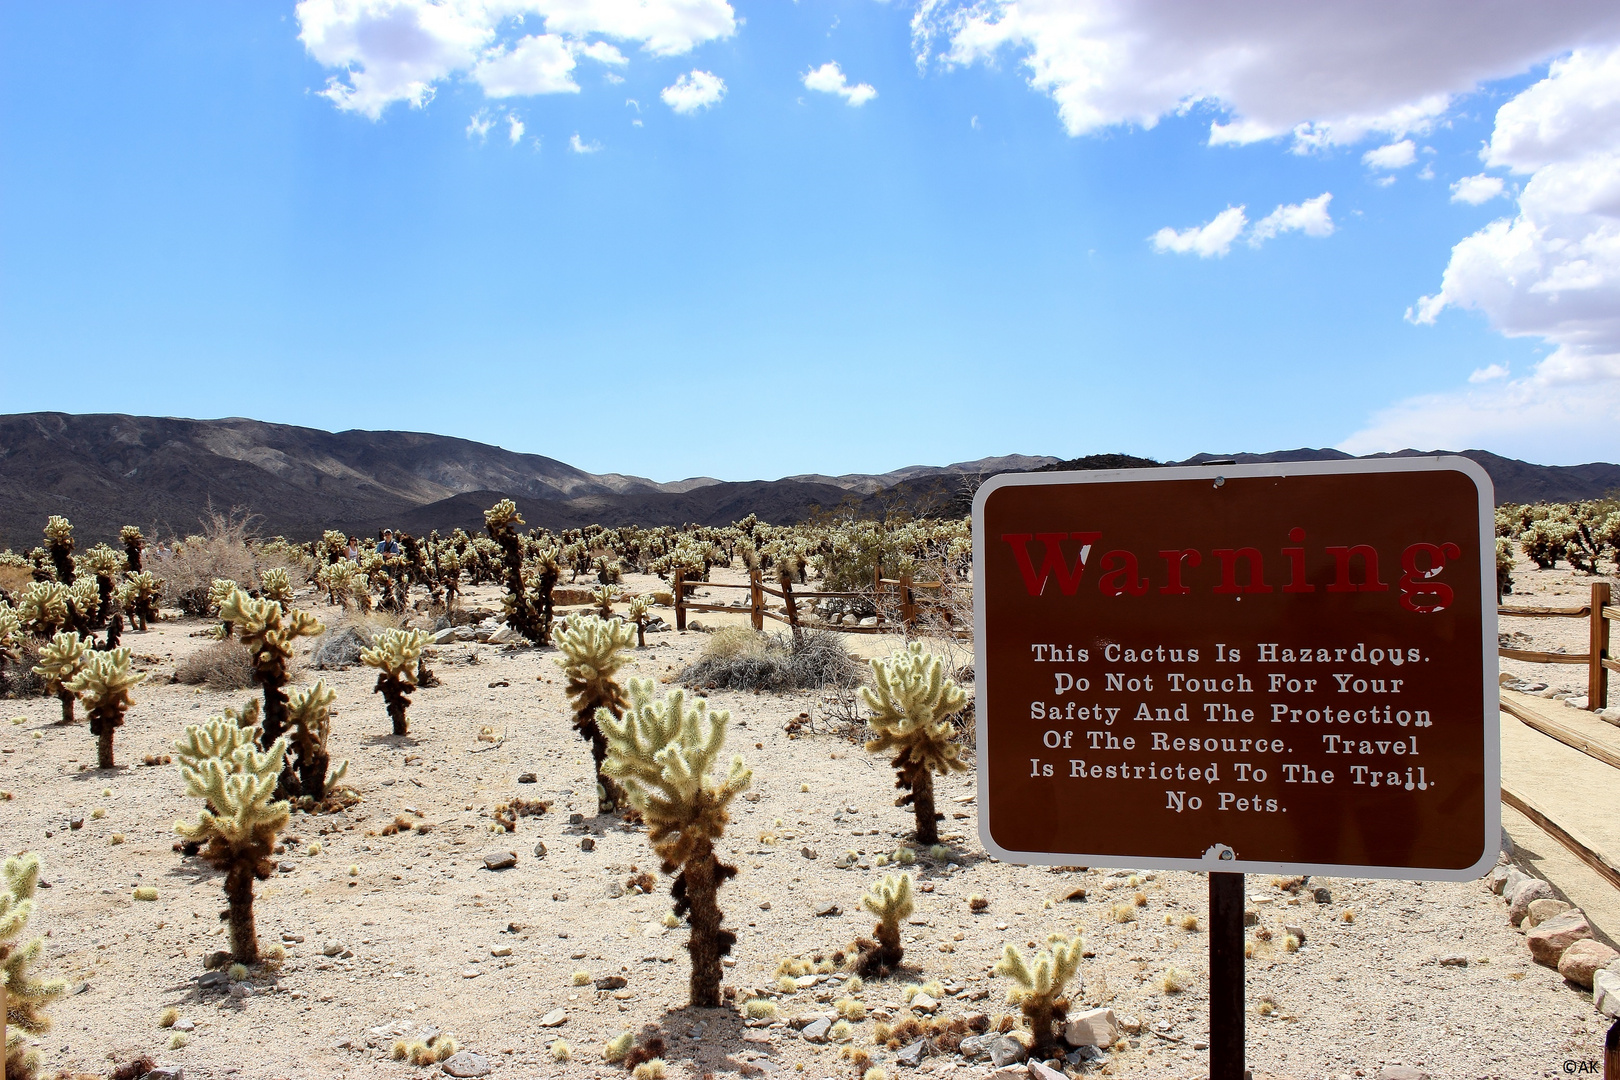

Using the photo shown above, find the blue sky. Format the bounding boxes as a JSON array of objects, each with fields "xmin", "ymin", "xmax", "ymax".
[{"xmin": 3, "ymin": 2, "xmax": 1618, "ymax": 480}]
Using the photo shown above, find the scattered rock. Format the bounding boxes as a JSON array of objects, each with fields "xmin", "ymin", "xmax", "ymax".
[
  {"xmin": 1486, "ymin": 864, "xmax": 1511, "ymax": 895},
  {"xmin": 987, "ymin": 1035, "xmax": 1028, "ymax": 1068},
  {"xmin": 1437, "ymin": 954, "xmax": 1468, "ymax": 967},
  {"xmin": 1507, "ymin": 878, "xmax": 1555, "ymax": 926},
  {"xmin": 440, "ymin": 1051, "xmax": 492, "ymax": 1077},
  {"xmin": 323, "ymin": 942, "xmax": 346, "ymax": 957},
  {"xmin": 1501, "ymin": 867, "xmax": 1529, "ymax": 901},
  {"xmin": 896, "ymin": 1038, "xmax": 926, "ymax": 1066},
  {"xmin": 482, "ymin": 851, "xmax": 517, "ymax": 871},
  {"xmin": 800, "ymin": 846, "xmax": 817, "ymax": 860},
  {"xmin": 532, "ymin": 841, "xmax": 547, "ymax": 859},
  {"xmin": 1594, "ymin": 968, "xmax": 1620, "ymax": 1018},
  {"xmin": 594, "ymin": 975, "xmax": 627, "ymax": 990},
  {"xmin": 539, "ymin": 1009, "xmax": 567, "ymax": 1027},
  {"xmin": 1526, "ymin": 910, "xmax": 1593, "ymax": 966},
  {"xmin": 69, "ymin": 813, "xmax": 84, "ymax": 830},
  {"xmin": 580, "ymin": 838, "xmax": 596, "ymax": 852},
  {"xmin": 172, "ymin": 1019, "xmax": 196, "ymax": 1032},
  {"xmin": 801, "ymin": 1017, "xmax": 832, "ymax": 1043},
  {"xmin": 1312, "ymin": 886, "xmax": 1332, "ymax": 904},
  {"xmin": 1028, "ymin": 1063, "xmax": 1066, "ymax": 1080},
  {"xmin": 431, "ymin": 627, "xmax": 456, "ymax": 645},
  {"xmin": 814, "ymin": 903, "xmax": 840, "ymax": 917},
  {"xmin": 491, "ymin": 946, "xmax": 512, "ymax": 957},
  {"xmin": 142, "ymin": 1069, "xmax": 184, "ymax": 1080},
  {"xmin": 229, "ymin": 982, "xmax": 253, "ymax": 998},
  {"xmin": 1525, "ymin": 897, "xmax": 1570, "ymax": 927},
  {"xmin": 909, "ymin": 992, "xmax": 938, "ymax": 1013},
  {"xmin": 196, "ymin": 971, "xmax": 227, "ymax": 989},
  {"xmin": 568, "ymin": 812, "xmax": 585, "ymax": 825},
  {"xmin": 1284, "ymin": 923, "xmax": 1306, "ymax": 945},
  {"xmin": 1376, "ymin": 1067, "xmax": 1430, "ymax": 1080},
  {"xmin": 1064, "ymin": 1006, "xmax": 1122, "ymax": 1048},
  {"xmin": 517, "ymin": 772, "xmax": 537, "ymax": 784},
  {"xmin": 1243, "ymin": 910, "xmax": 1259, "ymax": 927},
  {"xmin": 1556, "ymin": 938, "xmax": 1619, "ymax": 988}
]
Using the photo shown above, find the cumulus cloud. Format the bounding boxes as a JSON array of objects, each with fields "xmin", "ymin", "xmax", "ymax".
[
  {"xmin": 802, "ymin": 61, "xmax": 878, "ymax": 106},
  {"xmin": 1451, "ymin": 174, "xmax": 1507, "ymax": 204},
  {"xmin": 1362, "ymin": 139, "xmax": 1417, "ymax": 170},
  {"xmin": 1249, "ymin": 192, "xmax": 1335, "ymax": 244},
  {"xmin": 1344, "ymin": 45, "xmax": 1620, "ymax": 460},
  {"xmin": 1470, "ymin": 363, "xmax": 1510, "ymax": 383},
  {"xmin": 296, "ymin": 0, "xmax": 736, "ymax": 118},
  {"xmin": 661, "ymin": 69, "xmax": 726, "ymax": 113},
  {"xmin": 1151, "ymin": 206, "xmax": 1248, "ymax": 258},
  {"xmin": 911, "ymin": 0, "xmax": 1620, "ymax": 151},
  {"xmin": 570, "ymin": 132, "xmax": 601, "ymax": 153}
]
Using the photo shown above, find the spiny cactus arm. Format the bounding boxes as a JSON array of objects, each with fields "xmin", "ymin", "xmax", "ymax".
[
  {"xmin": 63, "ymin": 648, "xmax": 147, "ymax": 705},
  {"xmin": 860, "ymin": 873, "xmax": 915, "ymax": 923},
  {"xmin": 554, "ymin": 615, "xmax": 637, "ymax": 676},
  {"xmin": 1, "ymin": 853, "xmax": 68, "ymax": 1041},
  {"xmin": 175, "ymin": 716, "xmax": 262, "ymax": 773},
  {"xmin": 176, "ymin": 739, "xmax": 291, "ymax": 846},
  {"xmin": 325, "ymin": 758, "xmax": 350, "ymax": 788},
  {"xmin": 993, "ymin": 943, "xmax": 1036, "ymax": 991},
  {"xmin": 285, "ymin": 608, "xmax": 325, "ymax": 639},
  {"xmin": 359, "ymin": 628, "xmax": 427, "ymax": 681},
  {"xmin": 42, "ymin": 516, "xmax": 73, "ymax": 546},
  {"xmin": 286, "ymin": 681, "xmax": 337, "ymax": 728},
  {"xmin": 30, "ymin": 632, "xmax": 88, "ymax": 683},
  {"xmin": 484, "ymin": 499, "xmax": 524, "ymax": 531}
]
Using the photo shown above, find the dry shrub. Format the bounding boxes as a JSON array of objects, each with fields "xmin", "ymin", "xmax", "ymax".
[
  {"xmin": 174, "ymin": 641, "xmax": 255, "ymax": 691},
  {"xmin": 678, "ymin": 627, "xmax": 864, "ymax": 693},
  {"xmin": 1, "ymin": 637, "xmax": 46, "ymax": 698},
  {"xmin": 312, "ymin": 611, "xmax": 402, "ymax": 669},
  {"xmin": 151, "ymin": 509, "xmax": 259, "ymax": 615},
  {"xmin": 0, "ymin": 563, "xmax": 36, "ymax": 595}
]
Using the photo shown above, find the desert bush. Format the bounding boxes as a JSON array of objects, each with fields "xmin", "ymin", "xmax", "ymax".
[
  {"xmin": 361, "ymin": 627, "xmax": 427, "ymax": 736},
  {"xmin": 174, "ymin": 640, "xmax": 256, "ymax": 691},
  {"xmin": 3, "ymin": 852, "xmax": 68, "ymax": 1080},
  {"xmin": 65, "ymin": 647, "xmax": 145, "ymax": 768},
  {"xmin": 862, "ymin": 643, "xmax": 969, "ymax": 845},
  {"xmin": 174, "ymin": 715, "xmax": 289, "ymax": 962},
  {"xmin": 995, "ymin": 932, "xmax": 1084, "ymax": 1057},
  {"xmin": 601, "ymin": 680, "xmax": 752, "ymax": 1007},
  {"xmin": 679, "ymin": 627, "xmax": 864, "ymax": 693},
  {"xmin": 150, "ymin": 510, "xmax": 260, "ymax": 615}
]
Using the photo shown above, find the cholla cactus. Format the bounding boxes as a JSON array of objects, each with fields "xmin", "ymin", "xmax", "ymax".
[
  {"xmin": 555, "ymin": 614, "xmax": 637, "ymax": 806},
  {"xmin": 592, "ymin": 584, "xmax": 621, "ymax": 618},
  {"xmin": 593, "ymin": 555, "xmax": 623, "ymax": 585},
  {"xmin": 0, "ymin": 606, "xmax": 22, "ymax": 687},
  {"xmin": 119, "ymin": 526, "xmax": 147, "ymax": 572},
  {"xmin": 42, "ymin": 515, "xmax": 74, "ymax": 585},
  {"xmin": 360, "ymin": 628, "xmax": 427, "ymax": 736},
  {"xmin": 1495, "ymin": 537, "xmax": 1515, "ymax": 598},
  {"xmin": 260, "ymin": 567, "xmax": 294, "ymax": 609},
  {"xmin": 65, "ymin": 647, "xmax": 146, "ymax": 769},
  {"xmin": 320, "ymin": 530, "xmax": 348, "ymax": 564},
  {"xmin": 855, "ymin": 873, "xmax": 914, "ymax": 978},
  {"xmin": 174, "ymin": 717, "xmax": 291, "ymax": 962},
  {"xmin": 3, "ymin": 852, "xmax": 68, "ymax": 1080},
  {"xmin": 861, "ymin": 643, "xmax": 969, "ymax": 845},
  {"xmin": 600, "ymin": 680, "xmax": 752, "ymax": 1007},
  {"xmin": 78, "ymin": 544, "xmax": 125, "ymax": 629},
  {"xmin": 286, "ymin": 680, "xmax": 347, "ymax": 802},
  {"xmin": 32, "ymin": 631, "xmax": 89, "ymax": 724},
  {"xmin": 65, "ymin": 579, "xmax": 99, "ymax": 638},
  {"xmin": 485, "ymin": 499, "xmax": 548, "ymax": 643},
  {"xmin": 122, "ymin": 570, "xmax": 161, "ymax": 631},
  {"xmin": 15, "ymin": 582, "xmax": 69, "ymax": 637},
  {"xmin": 627, "ymin": 595, "xmax": 652, "ymax": 648},
  {"xmin": 219, "ymin": 587, "xmax": 324, "ymax": 747},
  {"xmin": 994, "ymin": 932, "xmax": 1085, "ymax": 1056},
  {"xmin": 175, "ymin": 707, "xmax": 262, "ymax": 776}
]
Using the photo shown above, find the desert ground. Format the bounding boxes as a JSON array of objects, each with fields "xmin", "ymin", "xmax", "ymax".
[{"xmin": 3, "ymin": 555, "xmax": 1617, "ymax": 1080}]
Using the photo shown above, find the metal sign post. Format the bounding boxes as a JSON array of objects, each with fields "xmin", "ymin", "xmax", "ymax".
[{"xmin": 972, "ymin": 458, "xmax": 1498, "ymax": 1074}]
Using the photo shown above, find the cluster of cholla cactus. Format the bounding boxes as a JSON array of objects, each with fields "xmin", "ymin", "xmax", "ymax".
[
  {"xmin": 994, "ymin": 932, "xmax": 1085, "ymax": 1056},
  {"xmin": 32, "ymin": 631, "xmax": 89, "ymax": 724},
  {"xmin": 14, "ymin": 580, "xmax": 97, "ymax": 638},
  {"xmin": 862, "ymin": 643, "xmax": 969, "ymax": 845},
  {"xmin": 361, "ymin": 628, "xmax": 427, "ymax": 736},
  {"xmin": 259, "ymin": 566, "xmax": 295, "ymax": 609},
  {"xmin": 286, "ymin": 680, "xmax": 348, "ymax": 802},
  {"xmin": 119, "ymin": 570, "xmax": 162, "ymax": 631},
  {"xmin": 78, "ymin": 543, "xmax": 126, "ymax": 629},
  {"xmin": 42, "ymin": 515, "xmax": 75, "ymax": 584},
  {"xmin": 3, "ymin": 852, "xmax": 67, "ymax": 1080},
  {"xmin": 65, "ymin": 647, "xmax": 146, "ymax": 768},
  {"xmin": 0, "ymin": 606, "xmax": 22, "ymax": 687},
  {"xmin": 592, "ymin": 584, "xmax": 621, "ymax": 618},
  {"xmin": 555, "ymin": 614, "xmax": 637, "ymax": 808},
  {"xmin": 219, "ymin": 587, "xmax": 324, "ymax": 747},
  {"xmin": 601, "ymin": 680, "xmax": 752, "ymax": 1007},
  {"xmin": 1498, "ymin": 499, "xmax": 1620, "ymax": 573},
  {"xmin": 316, "ymin": 559, "xmax": 367, "ymax": 610},
  {"xmin": 855, "ymin": 872, "xmax": 914, "ymax": 978},
  {"xmin": 174, "ymin": 715, "xmax": 291, "ymax": 963}
]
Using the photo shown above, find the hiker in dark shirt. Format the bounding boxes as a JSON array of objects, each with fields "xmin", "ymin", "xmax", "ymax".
[{"xmin": 375, "ymin": 529, "xmax": 402, "ymax": 556}]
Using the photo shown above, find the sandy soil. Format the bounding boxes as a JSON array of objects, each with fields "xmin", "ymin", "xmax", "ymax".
[{"xmin": 2, "ymin": 561, "xmax": 1615, "ymax": 1080}]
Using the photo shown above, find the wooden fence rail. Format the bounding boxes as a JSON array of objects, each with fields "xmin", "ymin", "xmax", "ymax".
[
  {"xmin": 1498, "ymin": 581, "xmax": 1612, "ymax": 712},
  {"xmin": 673, "ymin": 568, "xmax": 970, "ymax": 638}
]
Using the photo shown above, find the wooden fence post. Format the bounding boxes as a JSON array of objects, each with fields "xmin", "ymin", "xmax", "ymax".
[
  {"xmin": 780, "ymin": 575, "xmax": 803, "ymax": 647},
  {"xmin": 900, "ymin": 573, "xmax": 917, "ymax": 630},
  {"xmin": 1593, "ymin": 581, "xmax": 1611, "ymax": 711},
  {"xmin": 674, "ymin": 569, "xmax": 687, "ymax": 631},
  {"xmin": 750, "ymin": 569, "xmax": 764, "ymax": 632}
]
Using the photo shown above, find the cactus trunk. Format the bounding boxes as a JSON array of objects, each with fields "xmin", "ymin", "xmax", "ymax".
[
  {"xmin": 1024, "ymin": 999, "xmax": 1060, "ymax": 1057},
  {"xmin": 378, "ymin": 674, "xmax": 410, "ymax": 736},
  {"xmin": 300, "ymin": 746, "xmax": 331, "ymax": 803},
  {"xmin": 225, "ymin": 861, "xmax": 260, "ymax": 963},
  {"xmin": 96, "ymin": 723, "xmax": 115, "ymax": 769},
  {"xmin": 909, "ymin": 763, "xmax": 940, "ymax": 846},
  {"xmin": 258, "ymin": 670, "xmax": 291, "ymax": 747},
  {"xmin": 56, "ymin": 689, "xmax": 74, "ymax": 725},
  {"xmin": 677, "ymin": 838, "xmax": 730, "ymax": 1008}
]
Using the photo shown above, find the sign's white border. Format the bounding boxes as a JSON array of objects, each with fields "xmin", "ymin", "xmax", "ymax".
[{"xmin": 970, "ymin": 455, "xmax": 1500, "ymax": 881}]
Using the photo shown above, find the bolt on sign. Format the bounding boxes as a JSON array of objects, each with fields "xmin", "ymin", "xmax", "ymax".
[{"xmin": 972, "ymin": 458, "xmax": 1499, "ymax": 879}]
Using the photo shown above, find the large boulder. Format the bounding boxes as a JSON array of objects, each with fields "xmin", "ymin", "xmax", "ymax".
[
  {"xmin": 1064, "ymin": 1007, "xmax": 1122, "ymax": 1048},
  {"xmin": 1526, "ymin": 910, "xmax": 1592, "ymax": 966},
  {"xmin": 1594, "ymin": 968, "xmax": 1620, "ymax": 1018},
  {"xmin": 1524, "ymin": 898, "xmax": 1571, "ymax": 927},
  {"xmin": 1555, "ymin": 939, "xmax": 1619, "ymax": 988},
  {"xmin": 1507, "ymin": 878, "xmax": 1555, "ymax": 926}
]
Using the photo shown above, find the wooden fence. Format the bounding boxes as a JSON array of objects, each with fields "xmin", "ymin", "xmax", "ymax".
[
  {"xmin": 1498, "ymin": 581, "xmax": 1614, "ymax": 711},
  {"xmin": 673, "ymin": 567, "xmax": 970, "ymax": 637}
]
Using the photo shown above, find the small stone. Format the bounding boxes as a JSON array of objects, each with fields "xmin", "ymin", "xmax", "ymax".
[
  {"xmin": 1486, "ymin": 864, "xmax": 1511, "ymax": 895},
  {"xmin": 482, "ymin": 851, "xmax": 517, "ymax": 871},
  {"xmin": 143, "ymin": 1069, "xmax": 184, "ymax": 1080},
  {"xmin": 800, "ymin": 846, "xmax": 817, "ymax": 859},
  {"xmin": 1117, "ymin": 1014, "xmax": 1143, "ymax": 1035},
  {"xmin": 896, "ymin": 1038, "xmax": 926, "ymax": 1066},
  {"xmin": 1284, "ymin": 923, "xmax": 1306, "ymax": 945},
  {"xmin": 1064, "ymin": 1006, "xmax": 1122, "ymax": 1048},
  {"xmin": 172, "ymin": 1018, "xmax": 196, "ymax": 1032},
  {"xmin": 1437, "ymin": 954, "xmax": 1468, "ymax": 967},
  {"xmin": 1312, "ymin": 886, "xmax": 1332, "ymax": 904},
  {"xmin": 987, "ymin": 1035, "xmax": 1027, "ymax": 1068},
  {"xmin": 1376, "ymin": 1067, "xmax": 1429, "ymax": 1080},
  {"xmin": 1507, "ymin": 878, "xmax": 1554, "ymax": 926},
  {"xmin": 1525, "ymin": 897, "xmax": 1570, "ymax": 927},
  {"xmin": 280, "ymin": 932, "xmax": 304, "ymax": 943},
  {"xmin": 1556, "ymin": 938, "xmax": 1619, "ymax": 988},
  {"xmin": 539, "ymin": 1008, "xmax": 567, "ymax": 1027},
  {"xmin": 801, "ymin": 1017, "xmax": 832, "ymax": 1043},
  {"xmin": 323, "ymin": 942, "xmax": 345, "ymax": 957},
  {"xmin": 1527, "ymin": 910, "xmax": 1593, "ymax": 966},
  {"xmin": 517, "ymin": 772, "xmax": 537, "ymax": 784},
  {"xmin": 909, "ymin": 992, "xmax": 939, "ymax": 1013},
  {"xmin": 1243, "ymin": 909, "xmax": 1259, "ymax": 927},
  {"xmin": 568, "ymin": 812, "xmax": 584, "ymax": 825},
  {"xmin": 533, "ymin": 841, "xmax": 547, "ymax": 859},
  {"xmin": 440, "ymin": 1051, "xmax": 492, "ymax": 1077},
  {"xmin": 580, "ymin": 838, "xmax": 596, "ymax": 852},
  {"xmin": 1594, "ymin": 968, "xmax": 1620, "ymax": 1018},
  {"xmin": 462, "ymin": 969, "xmax": 481, "ymax": 979},
  {"xmin": 69, "ymin": 813, "xmax": 84, "ymax": 830},
  {"xmin": 1028, "ymin": 1063, "xmax": 1066, "ymax": 1080},
  {"xmin": 229, "ymin": 983, "xmax": 253, "ymax": 998},
  {"xmin": 814, "ymin": 903, "xmax": 840, "ymax": 917},
  {"xmin": 958, "ymin": 1035, "xmax": 988, "ymax": 1060},
  {"xmin": 595, "ymin": 975, "xmax": 627, "ymax": 990},
  {"xmin": 431, "ymin": 627, "xmax": 456, "ymax": 645},
  {"xmin": 491, "ymin": 946, "xmax": 512, "ymax": 957}
]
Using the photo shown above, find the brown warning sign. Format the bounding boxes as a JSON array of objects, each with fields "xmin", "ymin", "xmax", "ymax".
[{"xmin": 971, "ymin": 458, "xmax": 1498, "ymax": 879}]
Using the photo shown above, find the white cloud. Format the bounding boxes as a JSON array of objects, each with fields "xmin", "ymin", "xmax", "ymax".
[
  {"xmin": 1345, "ymin": 45, "xmax": 1620, "ymax": 461},
  {"xmin": 570, "ymin": 132, "xmax": 601, "ymax": 153},
  {"xmin": 802, "ymin": 61, "xmax": 878, "ymax": 107},
  {"xmin": 661, "ymin": 69, "xmax": 726, "ymax": 114},
  {"xmin": 1362, "ymin": 139, "xmax": 1417, "ymax": 170},
  {"xmin": 296, "ymin": 0, "xmax": 736, "ymax": 118},
  {"xmin": 1470, "ymin": 363, "xmax": 1510, "ymax": 383},
  {"xmin": 507, "ymin": 113, "xmax": 525, "ymax": 144},
  {"xmin": 474, "ymin": 34, "xmax": 578, "ymax": 97},
  {"xmin": 1248, "ymin": 192, "xmax": 1334, "ymax": 245},
  {"xmin": 1151, "ymin": 206, "xmax": 1248, "ymax": 258},
  {"xmin": 466, "ymin": 110, "xmax": 494, "ymax": 140},
  {"xmin": 1451, "ymin": 173, "xmax": 1507, "ymax": 204},
  {"xmin": 911, "ymin": 0, "xmax": 1620, "ymax": 151}
]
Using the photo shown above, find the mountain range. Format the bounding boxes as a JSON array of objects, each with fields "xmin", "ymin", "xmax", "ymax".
[{"xmin": 1, "ymin": 412, "xmax": 1615, "ymax": 549}]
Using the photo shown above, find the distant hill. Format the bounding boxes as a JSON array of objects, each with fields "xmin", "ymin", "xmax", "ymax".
[{"xmin": 0, "ymin": 412, "xmax": 1614, "ymax": 548}]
